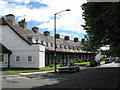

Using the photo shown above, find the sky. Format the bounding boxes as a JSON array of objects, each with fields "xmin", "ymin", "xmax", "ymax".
[{"xmin": 0, "ymin": 0, "xmax": 87, "ymax": 40}]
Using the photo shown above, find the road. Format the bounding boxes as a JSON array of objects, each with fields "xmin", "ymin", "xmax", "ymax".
[{"xmin": 1, "ymin": 62, "xmax": 120, "ymax": 89}]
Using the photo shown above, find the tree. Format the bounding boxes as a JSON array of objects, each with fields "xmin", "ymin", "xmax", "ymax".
[{"xmin": 81, "ymin": 2, "xmax": 120, "ymax": 57}]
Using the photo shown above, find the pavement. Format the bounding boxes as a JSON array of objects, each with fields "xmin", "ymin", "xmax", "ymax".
[{"xmin": 1, "ymin": 62, "xmax": 105, "ymax": 78}]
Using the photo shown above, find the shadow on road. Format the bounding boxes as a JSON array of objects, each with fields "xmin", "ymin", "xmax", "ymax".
[{"xmin": 31, "ymin": 67, "xmax": 120, "ymax": 89}]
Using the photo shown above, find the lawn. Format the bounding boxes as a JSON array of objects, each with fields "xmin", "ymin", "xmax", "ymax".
[
  {"xmin": 2, "ymin": 64, "xmax": 60, "ymax": 73},
  {"xmin": 74, "ymin": 62, "xmax": 90, "ymax": 66},
  {"xmin": 2, "ymin": 61, "xmax": 102, "ymax": 73}
]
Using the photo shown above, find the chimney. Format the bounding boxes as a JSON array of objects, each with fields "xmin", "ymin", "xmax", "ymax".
[
  {"xmin": 81, "ymin": 38, "xmax": 85, "ymax": 44},
  {"xmin": 0, "ymin": 17, "xmax": 7, "ymax": 25},
  {"xmin": 5, "ymin": 14, "xmax": 15, "ymax": 22},
  {"xmin": 32, "ymin": 27, "xmax": 39, "ymax": 33},
  {"xmin": 44, "ymin": 31, "xmax": 50, "ymax": 36},
  {"xmin": 64, "ymin": 36, "xmax": 69, "ymax": 40},
  {"xmin": 18, "ymin": 19, "xmax": 27, "ymax": 29},
  {"xmin": 55, "ymin": 34, "xmax": 60, "ymax": 39},
  {"xmin": 74, "ymin": 37, "xmax": 78, "ymax": 42}
]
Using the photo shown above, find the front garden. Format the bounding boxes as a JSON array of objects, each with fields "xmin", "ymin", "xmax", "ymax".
[{"xmin": 2, "ymin": 60, "xmax": 104, "ymax": 73}]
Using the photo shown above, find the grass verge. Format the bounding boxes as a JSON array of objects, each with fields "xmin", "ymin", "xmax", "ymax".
[
  {"xmin": 2, "ymin": 64, "xmax": 60, "ymax": 73},
  {"xmin": 74, "ymin": 62, "xmax": 90, "ymax": 66}
]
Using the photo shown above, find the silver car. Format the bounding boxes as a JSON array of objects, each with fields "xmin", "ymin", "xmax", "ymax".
[{"xmin": 58, "ymin": 63, "xmax": 80, "ymax": 73}]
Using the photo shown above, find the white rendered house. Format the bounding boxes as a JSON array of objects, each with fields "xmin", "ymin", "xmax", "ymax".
[
  {"xmin": 0, "ymin": 14, "xmax": 93, "ymax": 69},
  {"xmin": 0, "ymin": 14, "xmax": 45, "ymax": 69}
]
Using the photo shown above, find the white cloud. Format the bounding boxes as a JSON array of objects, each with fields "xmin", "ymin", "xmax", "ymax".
[
  {"xmin": 100, "ymin": 45, "xmax": 110, "ymax": 50},
  {"xmin": 0, "ymin": 0, "xmax": 87, "ymax": 34},
  {"xmin": 59, "ymin": 32, "xmax": 78, "ymax": 37},
  {"xmin": 37, "ymin": 0, "xmax": 87, "ymax": 34}
]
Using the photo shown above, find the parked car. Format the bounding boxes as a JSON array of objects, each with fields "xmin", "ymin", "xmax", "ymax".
[
  {"xmin": 90, "ymin": 60, "xmax": 100, "ymax": 67},
  {"xmin": 105, "ymin": 58, "xmax": 112, "ymax": 64},
  {"xmin": 58, "ymin": 63, "xmax": 80, "ymax": 73},
  {"xmin": 114, "ymin": 57, "xmax": 120, "ymax": 63}
]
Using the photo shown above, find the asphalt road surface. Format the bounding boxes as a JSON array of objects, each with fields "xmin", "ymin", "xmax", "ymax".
[{"xmin": 1, "ymin": 62, "xmax": 120, "ymax": 89}]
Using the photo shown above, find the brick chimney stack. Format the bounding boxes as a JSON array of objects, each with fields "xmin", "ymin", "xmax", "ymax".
[
  {"xmin": 5, "ymin": 14, "xmax": 15, "ymax": 23},
  {"xmin": 32, "ymin": 27, "xmax": 39, "ymax": 33},
  {"xmin": 74, "ymin": 37, "xmax": 78, "ymax": 42},
  {"xmin": 44, "ymin": 31, "xmax": 50, "ymax": 36},
  {"xmin": 55, "ymin": 34, "xmax": 60, "ymax": 39},
  {"xmin": 64, "ymin": 36, "xmax": 69, "ymax": 40},
  {"xmin": 18, "ymin": 19, "xmax": 27, "ymax": 29}
]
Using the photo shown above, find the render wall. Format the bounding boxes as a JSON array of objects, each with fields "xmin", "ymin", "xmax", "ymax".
[
  {"xmin": 0, "ymin": 54, "xmax": 9, "ymax": 68},
  {"xmin": 0, "ymin": 25, "xmax": 45, "ymax": 69}
]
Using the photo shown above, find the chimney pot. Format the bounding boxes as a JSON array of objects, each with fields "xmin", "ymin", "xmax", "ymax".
[
  {"xmin": 64, "ymin": 36, "xmax": 69, "ymax": 40},
  {"xmin": 5, "ymin": 14, "xmax": 15, "ymax": 22},
  {"xmin": 55, "ymin": 34, "xmax": 60, "ymax": 39},
  {"xmin": 74, "ymin": 37, "xmax": 78, "ymax": 42},
  {"xmin": 18, "ymin": 19, "xmax": 27, "ymax": 29},
  {"xmin": 32, "ymin": 27, "xmax": 39, "ymax": 33},
  {"xmin": 44, "ymin": 31, "xmax": 50, "ymax": 36}
]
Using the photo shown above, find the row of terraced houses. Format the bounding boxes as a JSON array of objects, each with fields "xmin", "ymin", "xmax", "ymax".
[{"xmin": 0, "ymin": 14, "xmax": 94, "ymax": 69}]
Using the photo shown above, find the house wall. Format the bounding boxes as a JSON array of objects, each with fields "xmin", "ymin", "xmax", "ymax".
[
  {"xmin": 0, "ymin": 54, "xmax": 9, "ymax": 68},
  {"xmin": 95, "ymin": 53, "xmax": 102, "ymax": 60},
  {"xmin": 0, "ymin": 25, "xmax": 45, "ymax": 69}
]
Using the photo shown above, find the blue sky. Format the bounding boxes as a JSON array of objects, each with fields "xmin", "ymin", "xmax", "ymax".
[{"xmin": 0, "ymin": 0, "xmax": 87, "ymax": 40}]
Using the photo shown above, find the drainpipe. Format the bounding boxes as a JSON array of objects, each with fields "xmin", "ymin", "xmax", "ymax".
[{"xmin": 8, "ymin": 53, "xmax": 11, "ymax": 68}]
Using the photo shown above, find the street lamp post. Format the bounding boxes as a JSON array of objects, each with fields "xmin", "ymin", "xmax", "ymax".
[{"xmin": 54, "ymin": 9, "xmax": 70, "ymax": 73}]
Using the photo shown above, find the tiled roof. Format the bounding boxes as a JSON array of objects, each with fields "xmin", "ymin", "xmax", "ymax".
[{"xmin": 0, "ymin": 17, "xmax": 92, "ymax": 54}]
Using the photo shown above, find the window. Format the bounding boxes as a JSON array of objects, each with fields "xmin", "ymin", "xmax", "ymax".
[
  {"xmin": 41, "ymin": 41, "xmax": 43, "ymax": 44},
  {"xmin": 36, "ymin": 39, "xmax": 39, "ymax": 43},
  {"xmin": 46, "ymin": 42, "xmax": 49, "ymax": 46},
  {"xmin": 28, "ymin": 56, "xmax": 32, "ymax": 62},
  {"xmin": 46, "ymin": 42, "xmax": 51, "ymax": 47},
  {"xmin": 69, "ymin": 46, "xmax": 71, "ymax": 49},
  {"xmin": 73, "ymin": 46, "xmax": 76, "ymax": 50},
  {"xmin": 16, "ymin": 56, "xmax": 20, "ymax": 62},
  {"xmin": 64, "ymin": 45, "xmax": 67, "ymax": 49},
  {"xmin": 51, "ymin": 43, "xmax": 54, "ymax": 47},
  {"xmin": 0, "ymin": 54, "xmax": 4, "ymax": 62},
  {"xmin": 56, "ymin": 44, "xmax": 59, "ymax": 48},
  {"xmin": 60, "ymin": 44, "xmax": 62, "ymax": 48}
]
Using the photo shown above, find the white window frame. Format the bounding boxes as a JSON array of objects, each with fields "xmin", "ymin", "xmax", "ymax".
[
  {"xmin": 15, "ymin": 56, "xmax": 20, "ymax": 62},
  {"xmin": 28, "ymin": 56, "xmax": 33, "ymax": 62}
]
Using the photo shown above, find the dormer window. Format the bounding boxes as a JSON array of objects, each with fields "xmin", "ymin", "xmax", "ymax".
[
  {"xmin": 51, "ymin": 42, "xmax": 53, "ymax": 47},
  {"xmin": 64, "ymin": 45, "xmax": 67, "ymax": 49},
  {"xmin": 46, "ymin": 42, "xmax": 49, "ymax": 46},
  {"xmin": 77, "ymin": 46, "xmax": 80, "ymax": 50},
  {"xmin": 41, "ymin": 41, "xmax": 46, "ymax": 46},
  {"xmin": 56, "ymin": 44, "xmax": 60, "ymax": 48},
  {"xmin": 36, "ymin": 37, "xmax": 40, "ymax": 43},
  {"xmin": 46, "ymin": 41, "xmax": 51, "ymax": 47},
  {"xmin": 69, "ymin": 46, "xmax": 71, "ymax": 49},
  {"xmin": 60, "ymin": 44, "xmax": 63, "ymax": 48},
  {"xmin": 36, "ymin": 39, "xmax": 38, "ymax": 43},
  {"xmin": 73, "ymin": 46, "xmax": 76, "ymax": 50},
  {"xmin": 41, "ymin": 41, "xmax": 44, "ymax": 45},
  {"xmin": 51, "ymin": 42, "xmax": 55, "ymax": 47}
]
